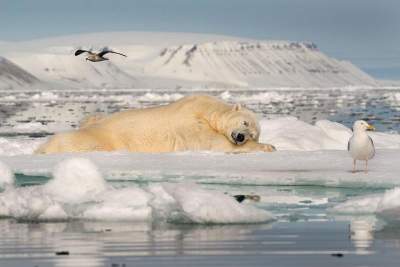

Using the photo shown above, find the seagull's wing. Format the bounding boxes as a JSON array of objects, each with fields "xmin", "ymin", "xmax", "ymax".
[
  {"xmin": 74, "ymin": 49, "xmax": 92, "ymax": 56},
  {"xmin": 98, "ymin": 50, "xmax": 127, "ymax": 58},
  {"xmin": 347, "ymin": 136, "xmax": 353, "ymax": 151},
  {"xmin": 369, "ymin": 136, "xmax": 376, "ymax": 157},
  {"xmin": 368, "ymin": 136, "xmax": 374, "ymax": 147}
]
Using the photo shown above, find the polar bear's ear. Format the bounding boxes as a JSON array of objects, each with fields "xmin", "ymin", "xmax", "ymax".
[{"xmin": 232, "ymin": 103, "xmax": 242, "ymax": 111}]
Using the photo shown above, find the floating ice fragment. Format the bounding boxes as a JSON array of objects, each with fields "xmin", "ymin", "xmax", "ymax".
[
  {"xmin": 44, "ymin": 157, "xmax": 107, "ymax": 203},
  {"xmin": 163, "ymin": 183, "xmax": 274, "ymax": 224},
  {"xmin": 0, "ymin": 161, "xmax": 14, "ymax": 188},
  {"xmin": 0, "ymin": 159, "xmax": 271, "ymax": 224},
  {"xmin": 332, "ymin": 187, "xmax": 400, "ymax": 223}
]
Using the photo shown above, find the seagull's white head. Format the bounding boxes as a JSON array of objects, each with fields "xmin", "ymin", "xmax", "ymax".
[{"xmin": 353, "ymin": 120, "xmax": 375, "ymax": 132}]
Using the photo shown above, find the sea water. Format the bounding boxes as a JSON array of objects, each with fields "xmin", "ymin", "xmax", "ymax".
[{"xmin": 0, "ymin": 88, "xmax": 400, "ymax": 266}]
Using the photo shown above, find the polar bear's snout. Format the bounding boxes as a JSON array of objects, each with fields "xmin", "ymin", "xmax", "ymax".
[
  {"xmin": 231, "ymin": 131, "xmax": 245, "ymax": 144},
  {"xmin": 231, "ymin": 130, "xmax": 249, "ymax": 145}
]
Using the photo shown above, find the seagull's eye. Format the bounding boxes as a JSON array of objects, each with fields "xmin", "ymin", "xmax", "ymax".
[{"xmin": 242, "ymin": 121, "xmax": 249, "ymax": 127}]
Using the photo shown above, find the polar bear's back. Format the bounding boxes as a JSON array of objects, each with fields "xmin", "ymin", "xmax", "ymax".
[{"xmin": 95, "ymin": 95, "xmax": 231, "ymax": 128}]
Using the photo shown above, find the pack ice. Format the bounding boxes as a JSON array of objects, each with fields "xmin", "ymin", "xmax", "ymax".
[{"xmin": 0, "ymin": 158, "xmax": 273, "ymax": 223}]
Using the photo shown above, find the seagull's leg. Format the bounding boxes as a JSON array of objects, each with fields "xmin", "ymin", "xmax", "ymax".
[
  {"xmin": 365, "ymin": 160, "xmax": 368, "ymax": 174},
  {"xmin": 352, "ymin": 159, "xmax": 356, "ymax": 173}
]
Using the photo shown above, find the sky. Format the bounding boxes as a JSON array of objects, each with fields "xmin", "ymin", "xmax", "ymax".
[{"xmin": 0, "ymin": 0, "xmax": 399, "ymax": 79}]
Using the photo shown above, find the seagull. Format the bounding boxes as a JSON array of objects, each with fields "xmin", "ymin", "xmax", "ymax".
[
  {"xmin": 348, "ymin": 120, "xmax": 375, "ymax": 173},
  {"xmin": 74, "ymin": 49, "xmax": 127, "ymax": 62}
]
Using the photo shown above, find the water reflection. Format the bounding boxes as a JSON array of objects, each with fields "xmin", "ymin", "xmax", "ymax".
[
  {"xmin": 350, "ymin": 217, "xmax": 376, "ymax": 254},
  {"xmin": 3, "ymin": 218, "xmax": 400, "ymax": 266},
  {"xmin": 0, "ymin": 219, "xmax": 275, "ymax": 264}
]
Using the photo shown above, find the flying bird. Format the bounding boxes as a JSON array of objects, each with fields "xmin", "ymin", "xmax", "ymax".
[
  {"xmin": 74, "ymin": 49, "xmax": 127, "ymax": 62},
  {"xmin": 348, "ymin": 120, "xmax": 375, "ymax": 173}
]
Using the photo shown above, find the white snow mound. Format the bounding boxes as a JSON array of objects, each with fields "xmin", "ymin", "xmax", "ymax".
[{"xmin": 44, "ymin": 158, "xmax": 107, "ymax": 203}]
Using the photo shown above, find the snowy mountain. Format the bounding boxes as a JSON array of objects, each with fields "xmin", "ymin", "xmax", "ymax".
[
  {"xmin": 0, "ymin": 57, "xmax": 40, "ymax": 90},
  {"xmin": 9, "ymin": 53, "xmax": 142, "ymax": 89},
  {"xmin": 146, "ymin": 41, "xmax": 378, "ymax": 88},
  {"xmin": 0, "ymin": 32, "xmax": 380, "ymax": 89}
]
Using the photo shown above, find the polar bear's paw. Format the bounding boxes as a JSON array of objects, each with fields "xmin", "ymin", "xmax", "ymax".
[
  {"xmin": 260, "ymin": 144, "xmax": 276, "ymax": 152},
  {"xmin": 230, "ymin": 142, "xmax": 276, "ymax": 153}
]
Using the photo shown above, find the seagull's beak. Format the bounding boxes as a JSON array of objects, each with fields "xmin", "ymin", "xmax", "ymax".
[{"xmin": 367, "ymin": 124, "xmax": 375, "ymax": 131}]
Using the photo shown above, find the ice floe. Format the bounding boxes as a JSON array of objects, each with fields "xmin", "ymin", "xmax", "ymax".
[
  {"xmin": 260, "ymin": 117, "xmax": 400, "ymax": 151},
  {"xmin": 332, "ymin": 187, "xmax": 400, "ymax": 224},
  {"xmin": 0, "ymin": 149, "xmax": 399, "ymax": 188},
  {"xmin": 0, "ymin": 117, "xmax": 397, "ymax": 188},
  {"xmin": 0, "ymin": 158, "xmax": 272, "ymax": 223}
]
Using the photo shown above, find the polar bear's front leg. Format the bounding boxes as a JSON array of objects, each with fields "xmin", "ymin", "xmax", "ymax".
[{"xmin": 231, "ymin": 140, "xmax": 276, "ymax": 153}]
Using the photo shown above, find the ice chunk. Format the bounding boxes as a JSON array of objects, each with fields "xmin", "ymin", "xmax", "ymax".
[
  {"xmin": 0, "ymin": 137, "xmax": 43, "ymax": 156},
  {"xmin": 39, "ymin": 203, "xmax": 68, "ymax": 220},
  {"xmin": 82, "ymin": 187, "xmax": 153, "ymax": 221},
  {"xmin": 13, "ymin": 122, "xmax": 45, "ymax": 132},
  {"xmin": 0, "ymin": 161, "xmax": 13, "ymax": 188},
  {"xmin": 137, "ymin": 93, "xmax": 184, "ymax": 102},
  {"xmin": 0, "ymin": 159, "xmax": 270, "ymax": 224},
  {"xmin": 378, "ymin": 187, "xmax": 400, "ymax": 211},
  {"xmin": 315, "ymin": 120, "xmax": 352, "ymax": 146},
  {"xmin": 260, "ymin": 117, "xmax": 400, "ymax": 151},
  {"xmin": 163, "ymin": 183, "xmax": 273, "ymax": 224},
  {"xmin": 44, "ymin": 157, "xmax": 107, "ymax": 203},
  {"xmin": 332, "ymin": 187, "xmax": 400, "ymax": 223},
  {"xmin": 82, "ymin": 204, "xmax": 152, "ymax": 221},
  {"xmin": 330, "ymin": 195, "xmax": 382, "ymax": 214},
  {"xmin": 0, "ymin": 187, "xmax": 54, "ymax": 219},
  {"xmin": 376, "ymin": 188, "xmax": 400, "ymax": 222},
  {"xmin": 260, "ymin": 117, "xmax": 347, "ymax": 150}
]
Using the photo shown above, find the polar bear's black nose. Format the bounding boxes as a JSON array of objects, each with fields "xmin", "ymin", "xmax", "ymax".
[{"xmin": 236, "ymin": 133, "xmax": 245, "ymax": 142}]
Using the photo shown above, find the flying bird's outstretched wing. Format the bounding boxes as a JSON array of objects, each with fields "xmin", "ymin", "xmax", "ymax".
[
  {"xmin": 74, "ymin": 49, "xmax": 92, "ymax": 56},
  {"xmin": 98, "ymin": 50, "xmax": 127, "ymax": 58}
]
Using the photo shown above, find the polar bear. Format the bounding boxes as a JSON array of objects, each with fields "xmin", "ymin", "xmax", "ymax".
[{"xmin": 35, "ymin": 95, "xmax": 276, "ymax": 154}]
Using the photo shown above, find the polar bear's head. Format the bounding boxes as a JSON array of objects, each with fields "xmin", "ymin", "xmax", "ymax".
[{"xmin": 223, "ymin": 104, "xmax": 260, "ymax": 146}]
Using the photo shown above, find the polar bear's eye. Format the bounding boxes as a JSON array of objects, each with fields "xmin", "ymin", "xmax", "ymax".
[{"xmin": 242, "ymin": 121, "xmax": 249, "ymax": 127}]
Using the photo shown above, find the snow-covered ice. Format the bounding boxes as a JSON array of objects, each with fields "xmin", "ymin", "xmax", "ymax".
[
  {"xmin": 261, "ymin": 117, "xmax": 400, "ymax": 151},
  {"xmin": 332, "ymin": 187, "xmax": 400, "ymax": 223},
  {"xmin": 0, "ymin": 161, "xmax": 13, "ymax": 189},
  {"xmin": 0, "ymin": 116, "xmax": 398, "ymax": 188},
  {"xmin": 0, "ymin": 137, "xmax": 44, "ymax": 156},
  {"xmin": 45, "ymin": 157, "xmax": 107, "ymax": 203},
  {"xmin": 0, "ymin": 158, "xmax": 273, "ymax": 223},
  {"xmin": 0, "ymin": 149, "xmax": 399, "ymax": 188}
]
